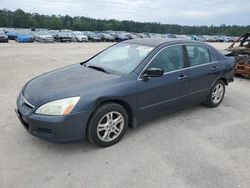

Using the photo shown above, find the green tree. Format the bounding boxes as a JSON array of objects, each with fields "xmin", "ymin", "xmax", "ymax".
[{"xmin": 0, "ymin": 8, "xmax": 249, "ymax": 36}]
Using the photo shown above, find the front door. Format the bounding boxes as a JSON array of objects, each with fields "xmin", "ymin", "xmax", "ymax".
[{"xmin": 137, "ymin": 45, "xmax": 189, "ymax": 119}]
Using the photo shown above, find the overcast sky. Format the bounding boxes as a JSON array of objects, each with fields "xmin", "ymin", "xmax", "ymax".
[{"xmin": 0, "ymin": 0, "xmax": 249, "ymax": 25}]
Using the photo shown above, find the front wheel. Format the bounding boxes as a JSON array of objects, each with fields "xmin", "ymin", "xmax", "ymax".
[
  {"xmin": 204, "ymin": 80, "xmax": 225, "ymax": 107},
  {"xmin": 87, "ymin": 103, "xmax": 128, "ymax": 147}
]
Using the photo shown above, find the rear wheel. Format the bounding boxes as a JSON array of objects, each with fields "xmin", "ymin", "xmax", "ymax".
[
  {"xmin": 204, "ymin": 80, "xmax": 225, "ymax": 107},
  {"xmin": 87, "ymin": 103, "xmax": 128, "ymax": 147}
]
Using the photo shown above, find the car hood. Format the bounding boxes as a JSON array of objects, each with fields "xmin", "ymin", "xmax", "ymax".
[
  {"xmin": 40, "ymin": 35, "xmax": 53, "ymax": 38},
  {"xmin": 23, "ymin": 64, "xmax": 120, "ymax": 107},
  {"xmin": 17, "ymin": 35, "xmax": 33, "ymax": 39},
  {"xmin": 7, "ymin": 32, "xmax": 18, "ymax": 36},
  {"xmin": 77, "ymin": 35, "xmax": 87, "ymax": 38},
  {"xmin": 58, "ymin": 33, "xmax": 70, "ymax": 37}
]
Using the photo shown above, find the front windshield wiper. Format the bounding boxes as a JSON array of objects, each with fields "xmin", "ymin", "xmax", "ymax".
[{"xmin": 87, "ymin": 65, "xmax": 110, "ymax": 74}]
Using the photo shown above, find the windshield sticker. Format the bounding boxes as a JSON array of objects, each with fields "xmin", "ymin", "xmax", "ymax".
[
  {"xmin": 136, "ymin": 46, "xmax": 153, "ymax": 52},
  {"xmin": 124, "ymin": 45, "xmax": 130, "ymax": 48}
]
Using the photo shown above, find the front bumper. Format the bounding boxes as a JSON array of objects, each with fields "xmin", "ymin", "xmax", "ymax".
[
  {"xmin": 15, "ymin": 95, "xmax": 90, "ymax": 143},
  {"xmin": 41, "ymin": 38, "xmax": 54, "ymax": 43},
  {"xmin": 0, "ymin": 38, "xmax": 8, "ymax": 42},
  {"xmin": 60, "ymin": 37, "xmax": 71, "ymax": 42},
  {"xmin": 76, "ymin": 37, "xmax": 88, "ymax": 42},
  {"xmin": 16, "ymin": 38, "xmax": 34, "ymax": 43}
]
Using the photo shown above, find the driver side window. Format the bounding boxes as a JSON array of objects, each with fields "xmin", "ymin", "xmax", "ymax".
[{"xmin": 148, "ymin": 45, "xmax": 184, "ymax": 72}]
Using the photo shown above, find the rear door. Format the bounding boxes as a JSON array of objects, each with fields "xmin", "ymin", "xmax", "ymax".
[{"xmin": 185, "ymin": 44, "xmax": 221, "ymax": 101}]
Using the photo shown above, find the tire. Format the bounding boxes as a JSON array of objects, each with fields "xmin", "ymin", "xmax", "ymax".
[
  {"xmin": 87, "ymin": 103, "xmax": 128, "ymax": 147},
  {"xmin": 204, "ymin": 80, "xmax": 225, "ymax": 107}
]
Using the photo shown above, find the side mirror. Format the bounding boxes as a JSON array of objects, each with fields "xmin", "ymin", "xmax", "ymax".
[{"xmin": 142, "ymin": 67, "xmax": 164, "ymax": 78}]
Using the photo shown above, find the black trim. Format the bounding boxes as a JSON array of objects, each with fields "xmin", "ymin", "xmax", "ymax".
[{"xmin": 182, "ymin": 45, "xmax": 189, "ymax": 68}]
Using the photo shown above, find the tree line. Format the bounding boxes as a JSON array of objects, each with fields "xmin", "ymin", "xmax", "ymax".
[{"xmin": 0, "ymin": 9, "xmax": 249, "ymax": 36}]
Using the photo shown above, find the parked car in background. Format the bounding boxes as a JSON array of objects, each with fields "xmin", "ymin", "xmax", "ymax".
[
  {"xmin": 166, "ymin": 34, "xmax": 177, "ymax": 38},
  {"xmin": 201, "ymin": 35, "xmax": 210, "ymax": 42},
  {"xmin": 16, "ymin": 35, "xmax": 34, "ymax": 43},
  {"xmin": 0, "ymin": 28, "xmax": 238, "ymax": 44},
  {"xmin": 15, "ymin": 31, "xmax": 34, "ymax": 43},
  {"xmin": 214, "ymin": 35, "xmax": 224, "ymax": 42},
  {"xmin": 191, "ymin": 35, "xmax": 206, "ymax": 42},
  {"xmin": 87, "ymin": 32, "xmax": 101, "ymax": 42},
  {"xmin": 149, "ymin": 33, "xmax": 163, "ymax": 38},
  {"xmin": 222, "ymin": 36, "xmax": 234, "ymax": 42},
  {"xmin": 0, "ymin": 31, "xmax": 9, "ymax": 42},
  {"xmin": 136, "ymin": 33, "xmax": 150, "ymax": 38},
  {"xmin": 69, "ymin": 32, "xmax": 77, "ymax": 42},
  {"xmin": 35, "ymin": 31, "xmax": 54, "ymax": 43},
  {"xmin": 128, "ymin": 33, "xmax": 140, "ymax": 39},
  {"xmin": 73, "ymin": 32, "xmax": 88, "ymax": 42},
  {"xmin": 123, "ymin": 32, "xmax": 134, "ymax": 39},
  {"xmin": 16, "ymin": 38, "xmax": 234, "ymax": 147},
  {"xmin": 175, "ymin": 34, "xmax": 193, "ymax": 40},
  {"xmin": 113, "ymin": 33, "xmax": 129, "ymax": 42},
  {"xmin": 53, "ymin": 32, "xmax": 71, "ymax": 42},
  {"xmin": 98, "ymin": 33, "xmax": 115, "ymax": 42},
  {"xmin": 6, "ymin": 31, "xmax": 18, "ymax": 40}
]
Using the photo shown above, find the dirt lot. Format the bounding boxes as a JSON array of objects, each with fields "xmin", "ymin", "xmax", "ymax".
[{"xmin": 1, "ymin": 41, "xmax": 250, "ymax": 188}]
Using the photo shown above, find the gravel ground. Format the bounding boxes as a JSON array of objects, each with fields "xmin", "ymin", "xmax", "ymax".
[{"xmin": 0, "ymin": 41, "xmax": 250, "ymax": 188}]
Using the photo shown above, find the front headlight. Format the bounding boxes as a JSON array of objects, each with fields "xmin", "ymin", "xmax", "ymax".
[{"xmin": 35, "ymin": 97, "xmax": 80, "ymax": 116}]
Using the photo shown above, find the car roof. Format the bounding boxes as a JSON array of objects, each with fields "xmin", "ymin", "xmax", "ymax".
[{"xmin": 123, "ymin": 38, "xmax": 201, "ymax": 47}]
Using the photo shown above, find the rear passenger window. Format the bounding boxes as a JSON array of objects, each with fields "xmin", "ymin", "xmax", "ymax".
[
  {"xmin": 149, "ymin": 45, "xmax": 184, "ymax": 72},
  {"xmin": 186, "ymin": 45, "xmax": 211, "ymax": 66},
  {"xmin": 210, "ymin": 51, "xmax": 219, "ymax": 62},
  {"xmin": 210, "ymin": 50, "xmax": 219, "ymax": 62}
]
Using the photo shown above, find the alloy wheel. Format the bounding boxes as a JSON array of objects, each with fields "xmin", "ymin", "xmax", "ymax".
[
  {"xmin": 97, "ymin": 111, "xmax": 124, "ymax": 142},
  {"xmin": 212, "ymin": 83, "xmax": 224, "ymax": 104}
]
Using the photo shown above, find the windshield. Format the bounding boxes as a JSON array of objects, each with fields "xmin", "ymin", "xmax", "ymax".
[
  {"xmin": 85, "ymin": 43, "xmax": 153, "ymax": 74},
  {"xmin": 38, "ymin": 32, "xmax": 50, "ymax": 35},
  {"xmin": 74, "ymin": 32, "xmax": 83, "ymax": 36}
]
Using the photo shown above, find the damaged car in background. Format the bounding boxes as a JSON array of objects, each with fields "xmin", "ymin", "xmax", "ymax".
[{"xmin": 226, "ymin": 32, "xmax": 250, "ymax": 78}]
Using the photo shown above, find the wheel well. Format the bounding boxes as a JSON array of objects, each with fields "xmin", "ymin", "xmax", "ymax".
[
  {"xmin": 93, "ymin": 100, "xmax": 134, "ymax": 128},
  {"xmin": 220, "ymin": 78, "xmax": 228, "ymax": 85}
]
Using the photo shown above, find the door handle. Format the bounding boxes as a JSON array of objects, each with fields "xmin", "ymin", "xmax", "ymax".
[
  {"xmin": 212, "ymin": 66, "xmax": 217, "ymax": 71},
  {"xmin": 178, "ymin": 75, "xmax": 188, "ymax": 80}
]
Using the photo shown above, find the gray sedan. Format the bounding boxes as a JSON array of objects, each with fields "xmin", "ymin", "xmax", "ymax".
[{"xmin": 16, "ymin": 38, "xmax": 235, "ymax": 147}]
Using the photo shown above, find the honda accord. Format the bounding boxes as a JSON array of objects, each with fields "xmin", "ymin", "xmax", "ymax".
[{"xmin": 16, "ymin": 38, "xmax": 235, "ymax": 147}]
